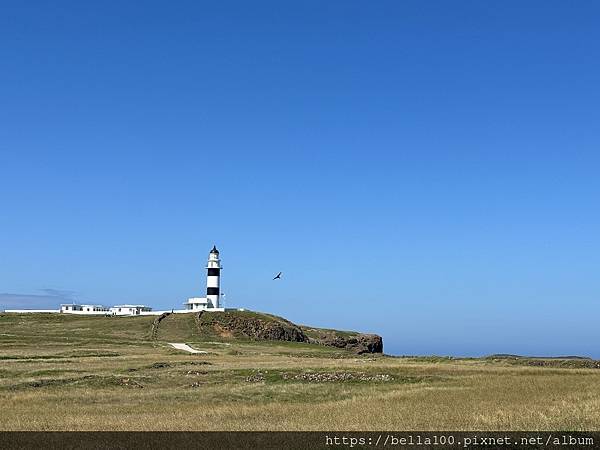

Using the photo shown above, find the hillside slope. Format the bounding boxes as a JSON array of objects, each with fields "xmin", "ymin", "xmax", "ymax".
[{"xmin": 0, "ymin": 310, "xmax": 383, "ymax": 353}]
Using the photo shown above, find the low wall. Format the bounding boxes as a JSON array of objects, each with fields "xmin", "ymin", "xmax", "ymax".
[
  {"xmin": 4, "ymin": 308, "xmax": 233, "ymax": 315},
  {"xmin": 140, "ymin": 308, "xmax": 226, "ymax": 316},
  {"xmin": 140, "ymin": 310, "xmax": 188, "ymax": 316}
]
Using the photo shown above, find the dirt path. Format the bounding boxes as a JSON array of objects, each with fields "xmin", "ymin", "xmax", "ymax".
[{"xmin": 168, "ymin": 343, "xmax": 207, "ymax": 354}]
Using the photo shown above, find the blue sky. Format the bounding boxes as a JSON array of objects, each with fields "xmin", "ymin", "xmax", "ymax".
[{"xmin": 1, "ymin": 1, "xmax": 599, "ymax": 357}]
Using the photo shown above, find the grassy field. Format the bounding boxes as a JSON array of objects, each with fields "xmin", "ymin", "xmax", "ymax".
[{"xmin": 1, "ymin": 312, "xmax": 599, "ymax": 431}]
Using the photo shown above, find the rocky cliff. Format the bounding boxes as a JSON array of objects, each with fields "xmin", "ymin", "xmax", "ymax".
[
  {"xmin": 300, "ymin": 326, "xmax": 384, "ymax": 354},
  {"xmin": 196, "ymin": 310, "xmax": 383, "ymax": 354},
  {"xmin": 197, "ymin": 310, "xmax": 307, "ymax": 342}
]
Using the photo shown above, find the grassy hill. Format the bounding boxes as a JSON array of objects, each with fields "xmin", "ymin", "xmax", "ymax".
[
  {"xmin": 2, "ymin": 311, "xmax": 600, "ymax": 431},
  {"xmin": 0, "ymin": 310, "xmax": 381, "ymax": 354}
]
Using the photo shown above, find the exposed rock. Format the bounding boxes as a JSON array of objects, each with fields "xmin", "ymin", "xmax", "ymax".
[
  {"xmin": 302, "ymin": 328, "xmax": 383, "ymax": 354},
  {"xmin": 486, "ymin": 355, "xmax": 600, "ymax": 369},
  {"xmin": 282, "ymin": 372, "xmax": 393, "ymax": 383},
  {"xmin": 119, "ymin": 378, "xmax": 143, "ymax": 388},
  {"xmin": 198, "ymin": 311, "xmax": 308, "ymax": 343},
  {"xmin": 195, "ymin": 310, "xmax": 383, "ymax": 354},
  {"xmin": 150, "ymin": 312, "xmax": 171, "ymax": 339},
  {"xmin": 185, "ymin": 370, "xmax": 208, "ymax": 376},
  {"xmin": 245, "ymin": 372, "xmax": 265, "ymax": 382}
]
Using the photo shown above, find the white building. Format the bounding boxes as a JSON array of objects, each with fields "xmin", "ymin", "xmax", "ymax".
[
  {"xmin": 60, "ymin": 304, "xmax": 110, "ymax": 314},
  {"xmin": 184, "ymin": 297, "xmax": 210, "ymax": 311},
  {"xmin": 109, "ymin": 305, "xmax": 153, "ymax": 316}
]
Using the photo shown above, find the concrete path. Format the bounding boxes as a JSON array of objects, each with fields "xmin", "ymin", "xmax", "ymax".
[{"xmin": 168, "ymin": 343, "xmax": 207, "ymax": 354}]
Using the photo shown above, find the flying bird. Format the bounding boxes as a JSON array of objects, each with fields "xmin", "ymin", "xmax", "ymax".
[{"xmin": 273, "ymin": 272, "xmax": 282, "ymax": 280}]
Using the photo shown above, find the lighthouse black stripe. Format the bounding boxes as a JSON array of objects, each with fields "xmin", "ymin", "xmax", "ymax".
[
  {"xmin": 207, "ymin": 287, "xmax": 220, "ymax": 296},
  {"xmin": 207, "ymin": 268, "xmax": 220, "ymax": 276}
]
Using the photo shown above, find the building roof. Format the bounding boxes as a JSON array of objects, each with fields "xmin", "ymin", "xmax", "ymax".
[
  {"xmin": 210, "ymin": 245, "xmax": 219, "ymax": 254},
  {"xmin": 60, "ymin": 303, "xmax": 106, "ymax": 308},
  {"xmin": 111, "ymin": 304, "xmax": 150, "ymax": 308}
]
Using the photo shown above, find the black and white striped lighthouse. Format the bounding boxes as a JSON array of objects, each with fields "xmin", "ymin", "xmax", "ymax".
[{"xmin": 206, "ymin": 245, "xmax": 221, "ymax": 308}]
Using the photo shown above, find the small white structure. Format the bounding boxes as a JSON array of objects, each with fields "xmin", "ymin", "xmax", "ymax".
[
  {"xmin": 185, "ymin": 297, "xmax": 210, "ymax": 311},
  {"xmin": 109, "ymin": 305, "xmax": 152, "ymax": 316}
]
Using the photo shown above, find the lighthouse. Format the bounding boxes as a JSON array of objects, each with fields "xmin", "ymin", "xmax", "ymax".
[
  {"xmin": 185, "ymin": 245, "xmax": 225, "ymax": 311},
  {"xmin": 206, "ymin": 245, "xmax": 222, "ymax": 308}
]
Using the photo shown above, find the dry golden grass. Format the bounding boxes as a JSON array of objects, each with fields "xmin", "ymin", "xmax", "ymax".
[{"xmin": 1, "ymin": 313, "xmax": 600, "ymax": 431}]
